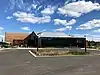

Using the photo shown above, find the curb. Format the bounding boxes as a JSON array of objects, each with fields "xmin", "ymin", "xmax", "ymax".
[
  {"xmin": 29, "ymin": 50, "xmax": 37, "ymax": 57},
  {"xmin": 36, "ymin": 54, "xmax": 96, "ymax": 57},
  {"xmin": 0, "ymin": 49, "xmax": 5, "ymax": 51},
  {"xmin": 28, "ymin": 50, "xmax": 96, "ymax": 58},
  {"xmin": 36, "ymin": 55, "xmax": 93, "ymax": 57}
]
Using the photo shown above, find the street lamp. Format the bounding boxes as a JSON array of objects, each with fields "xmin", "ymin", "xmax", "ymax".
[
  {"xmin": 2, "ymin": 38, "xmax": 3, "ymax": 42},
  {"xmin": 68, "ymin": 27, "xmax": 71, "ymax": 36},
  {"xmin": 36, "ymin": 30, "xmax": 46, "ymax": 51},
  {"xmin": 84, "ymin": 35, "xmax": 87, "ymax": 52},
  {"xmin": 91, "ymin": 35, "xmax": 93, "ymax": 41}
]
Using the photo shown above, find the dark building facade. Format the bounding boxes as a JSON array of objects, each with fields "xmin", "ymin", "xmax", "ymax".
[
  {"xmin": 24, "ymin": 32, "xmax": 38, "ymax": 47},
  {"xmin": 23, "ymin": 31, "xmax": 86, "ymax": 48},
  {"xmin": 5, "ymin": 31, "xmax": 86, "ymax": 48},
  {"xmin": 39, "ymin": 37, "xmax": 86, "ymax": 48}
]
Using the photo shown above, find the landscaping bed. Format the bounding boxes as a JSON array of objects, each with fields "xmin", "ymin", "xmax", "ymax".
[{"xmin": 30, "ymin": 49, "xmax": 89, "ymax": 56}]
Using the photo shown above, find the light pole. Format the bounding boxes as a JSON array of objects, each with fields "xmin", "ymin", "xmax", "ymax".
[
  {"xmin": 68, "ymin": 27, "xmax": 71, "ymax": 36},
  {"xmin": 2, "ymin": 38, "xmax": 3, "ymax": 42},
  {"xmin": 84, "ymin": 35, "xmax": 87, "ymax": 52},
  {"xmin": 37, "ymin": 33, "xmax": 41, "ymax": 52},
  {"xmin": 36, "ymin": 30, "xmax": 46, "ymax": 51},
  {"xmin": 91, "ymin": 35, "xmax": 93, "ymax": 41}
]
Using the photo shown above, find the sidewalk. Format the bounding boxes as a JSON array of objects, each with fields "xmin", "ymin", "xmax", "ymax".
[
  {"xmin": 87, "ymin": 48, "xmax": 99, "ymax": 50},
  {"xmin": 0, "ymin": 47, "xmax": 37, "ymax": 50}
]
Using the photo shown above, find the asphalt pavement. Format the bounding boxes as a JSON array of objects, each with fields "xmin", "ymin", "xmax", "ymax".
[{"xmin": 0, "ymin": 49, "xmax": 100, "ymax": 75}]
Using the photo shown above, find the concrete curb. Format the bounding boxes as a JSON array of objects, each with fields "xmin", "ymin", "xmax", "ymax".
[
  {"xmin": 0, "ymin": 48, "xmax": 16, "ymax": 51},
  {"xmin": 29, "ymin": 50, "xmax": 37, "ymax": 57},
  {"xmin": 36, "ymin": 55, "xmax": 94, "ymax": 57},
  {"xmin": 0, "ymin": 48, "xmax": 5, "ymax": 51},
  {"xmin": 28, "ymin": 50, "xmax": 96, "ymax": 58},
  {"xmin": 87, "ymin": 48, "xmax": 99, "ymax": 50},
  {"xmin": 0, "ymin": 48, "xmax": 36, "ymax": 51}
]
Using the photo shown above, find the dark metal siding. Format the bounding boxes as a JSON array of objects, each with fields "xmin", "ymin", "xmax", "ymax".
[{"xmin": 40, "ymin": 37, "xmax": 86, "ymax": 48}]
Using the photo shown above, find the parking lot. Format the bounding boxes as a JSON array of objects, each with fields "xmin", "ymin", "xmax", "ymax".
[{"xmin": 0, "ymin": 49, "xmax": 100, "ymax": 75}]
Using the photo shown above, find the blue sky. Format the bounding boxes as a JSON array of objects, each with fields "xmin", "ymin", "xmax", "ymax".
[{"xmin": 0, "ymin": 0, "xmax": 100, "ymax": 41}]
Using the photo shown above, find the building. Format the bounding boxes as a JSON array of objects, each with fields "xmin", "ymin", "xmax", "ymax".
[
  {"xmin": 24, "ymin": 31, "xmax": 38, "ymax": 47},
  {"xmin": 5, "ymin": 32, "xmax": 29, "ymax": 46},
  {"xmin": 23, "ymin": 32, "xmax": 86, "ymax": 48},
  {"xmin": 5, "ymin": 32, "xmax": 86, "ymax": 49}
]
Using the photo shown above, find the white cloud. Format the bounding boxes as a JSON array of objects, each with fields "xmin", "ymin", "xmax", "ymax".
[
  {"xmin": 54, "ymin": 19, "xmax": 76, "ymax": 26},
  {"xmin": 31, "ymin": 4, "xmax": 37, "ymax": 9},
  {"xmin": 0, "ymin": 31, "xmax": 2, "ymax": 33},
  {"xmin": 65, "ymin": 0, "xmax": 77, "ymax": 4},
  {"xmin": 58, "ymin": 1, "xmax": 100, "ymax": 17},
  {"xmin": 13, "ymin": 11, "xmax": 51, "ymax": 24},
  {"xmin": 66, "ymin": 19, "xmax": 76, "ymax": 26},
  {"xmin": 54, "ymin": 19, "xmax": 75, "ymax": 32},
  {"xmin": 21, "ymin": 27, "xmax": 30, "ymax": 31},
  {"xmin": 0, "ymin": 27, "xmax": 4, "ymax": 30},
  {"xmin": 66, "ymin": 26, "xmax": 72, "ymax": 30},
  {"xmin": 13, "ymin": 11, "xmax": 35, "ymax": 18},
  {"xmin": 93, "ymin": 38, "xmax": 100, "ymax": 42},
  {"xmin": 55, "ymin": 26, "xmax": 72, "ymax": 32},
  {"xmin": 9, "ymin": 0, "xmax": 25, "ymax": 10},
  {"xmin": 41, "ymin": 6, "xmax": 55, "ymax": 15},
  {"xmin": 0, "ymin": 35, "xmax": 4, "ymax": 42},
  {"xmin": 26, "ymin": 4, "xmax": 37, "ymax": 11},
  {"xmin": 54, "ymin": 19, "xmax": 67, "ymax": 26},
  {"xmin": 72, "ymin": 34, "xmax": 100, "ymax": 42},
  {"xmin": 0, "ymin": 35, "xmax": 4, "ymax": 38},
  {"xmin": 55, "ymin": 27, "xmax": 67, "ymax": 32},
  {"xmin": 77, "ymin": 19, "xmax": 100, "ymax": 30},
  {"xmin": 93, "ymin": 29, "xmax": 100, "ymax": 32},
  {"xmin": 28, "ymin": 32, "xmax": 32, "ymax": 34},
  {"xmin": 0, "ymin": 27, "xmax": 4, "ymax": 34},
  {"xmin": 37, "ymin": 5, "xmax": 42, "ymax": 10},
  {"xmin": 6, "ymin": 16, "xmax": 13, "ymax": 19},
  {"xmin": 41, "ymin": 29, "xmax": 46, "ymax": 32}
]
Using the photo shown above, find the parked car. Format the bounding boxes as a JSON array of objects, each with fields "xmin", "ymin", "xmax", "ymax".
[{"xmin": 0, "ymin": 42, "xmax": 9, "ymax": 48}]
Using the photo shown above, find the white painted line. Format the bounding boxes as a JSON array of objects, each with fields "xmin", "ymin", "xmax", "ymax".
[
  {"xmin": 29, "ymin": 50, "xmax": 37, "ymax": 57},
  {"xmin": 36, "ymin": 55, "xmax": 94, "ymax": 57}
]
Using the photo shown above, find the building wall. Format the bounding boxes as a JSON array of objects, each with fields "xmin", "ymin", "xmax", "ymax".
[
  {"xmin": 23, "ymin": 31, "xmax": 86, "ymax": 48},
  {"xmin": 24, "ymin": 31, "xmax": 38, "ymax": 47},
  {"xmin": 40, "ymin": 37, "xmax": 86, "ymax": 48},
  {"xmin": 13, "ymin": 40, "xmax": 24, "ymax": 46},
  {"xmin": 5, "ymin": 32, "xmax": 29, "ymax": 45},
  {"xmin": 5, "ymin": 32, "xmax": 86, "ymax": 48}
]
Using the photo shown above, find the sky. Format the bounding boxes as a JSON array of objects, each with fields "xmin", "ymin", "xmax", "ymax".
[{"xmin": 0, "ymin": 0, "xmax": 100, "ymax": 41}]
